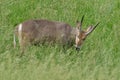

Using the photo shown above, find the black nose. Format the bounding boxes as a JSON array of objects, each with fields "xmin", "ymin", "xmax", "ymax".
[{"xmin": 76, "ymin": 47, "xmax": 80, "ymax": 51}]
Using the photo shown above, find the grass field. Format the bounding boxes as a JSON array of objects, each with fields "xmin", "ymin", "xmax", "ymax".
[{"xmin": 0, "ymin": 0, "xmax": 120, "ymax": 80}]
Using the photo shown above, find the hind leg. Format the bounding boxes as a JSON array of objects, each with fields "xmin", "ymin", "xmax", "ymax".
[{"xmin": 19, "ymin": 36, "xmax": 29, "ymax": 56}]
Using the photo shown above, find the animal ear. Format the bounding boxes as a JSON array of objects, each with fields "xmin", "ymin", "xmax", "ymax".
[
  {"xmin": 85, "ymin": 23, "xmax": 100, "ymax": 35},
  {"xmin": 76, "ymin": 20, "xmax": 80, "ymax": 30},
  {"xmin": 76, "ymin": 20, "xmax": 79, "ymax": 23},
  {"xmin": 85, "ymin": 26, "xmax": 94, "ymax": 35}
]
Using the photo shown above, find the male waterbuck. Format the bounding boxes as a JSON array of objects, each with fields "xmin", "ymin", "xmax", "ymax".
[{"xmin": 14, "ymin": 16, "xmax": 99, "ymax": 53}]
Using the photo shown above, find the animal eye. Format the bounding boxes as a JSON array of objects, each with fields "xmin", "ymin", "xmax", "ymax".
[{"xmin": 82, "ymin": 38, "xmax": 86, "ymax": 41}]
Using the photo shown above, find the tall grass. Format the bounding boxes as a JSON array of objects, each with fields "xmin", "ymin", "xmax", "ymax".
[{"xmin": 0, "ymin": 0, "xmax": 120, "ymax": 80}]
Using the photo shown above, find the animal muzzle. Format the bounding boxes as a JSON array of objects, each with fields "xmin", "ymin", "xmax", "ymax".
[
  {"xmin": 75, "ymin": 47, "xmax": 80, "ymax": 51},
  {"xmin": 75, "ymin": 45, "xmax": 81, "ymax": 51}
]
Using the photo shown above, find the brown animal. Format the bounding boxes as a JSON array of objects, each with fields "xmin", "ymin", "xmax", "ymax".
[{"xmin": 14, "ymin": 16, "xmax": 99, "ymax": 53}]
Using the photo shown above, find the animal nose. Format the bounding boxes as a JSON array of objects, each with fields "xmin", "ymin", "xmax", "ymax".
[{"xmin": 75, "ymin": 47, "xmax": 80, "ymax": 51}]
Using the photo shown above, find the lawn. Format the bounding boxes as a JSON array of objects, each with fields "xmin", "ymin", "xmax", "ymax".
[{"xmin": 0, "ymin": 0, "xmax": 120, "ymax": 80}]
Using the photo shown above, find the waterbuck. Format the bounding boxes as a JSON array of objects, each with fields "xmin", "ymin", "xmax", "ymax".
[{"xmin": 14, "ymin": 16, "xmax": 99, "ymax": 53}]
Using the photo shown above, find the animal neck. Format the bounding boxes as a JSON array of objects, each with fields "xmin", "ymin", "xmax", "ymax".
[{"xmin": 70, "ymin": 27, "xmax": 77, "ymax": 39}]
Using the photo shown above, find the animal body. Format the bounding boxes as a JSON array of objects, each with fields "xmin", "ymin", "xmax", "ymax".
[{"xmin": 14, "ymin": 16, "xmax": 99, "ymax": 53}]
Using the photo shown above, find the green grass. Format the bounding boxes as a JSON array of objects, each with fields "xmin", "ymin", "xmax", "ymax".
[{"xmin": 0, "ymin": 0, "xmax": 120, "ymax": 80}]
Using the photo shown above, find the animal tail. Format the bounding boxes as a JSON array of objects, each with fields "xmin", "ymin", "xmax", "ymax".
[
  {"xmin": 18, "ymin": 24, "xmax": 22, "ymax": 46},
  {"xmin": 14, "ymin": 23, "xmax": 22, "ymax": 48}
]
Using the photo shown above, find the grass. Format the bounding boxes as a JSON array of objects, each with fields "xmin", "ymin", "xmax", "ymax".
[{"xmin": 0, "ymin": 0, "xmax": 120, "ymax": 80}]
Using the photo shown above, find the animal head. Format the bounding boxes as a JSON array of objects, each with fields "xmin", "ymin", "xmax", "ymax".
[{"xmin": 75, "ymin": 15, "xmax": 99, "ymax": 50}]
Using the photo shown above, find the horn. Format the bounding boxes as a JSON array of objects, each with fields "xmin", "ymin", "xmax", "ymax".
[
  {"xmin": 80, "ymin": 15, "xmax": 84, "ymax": 25},
  {"xmin": 79, "ymin": 15, "xmax": 84, "ymax": 31},
  {"xmin": 92, "ymin": 22, "xmax": 100, "ymax": 31}
]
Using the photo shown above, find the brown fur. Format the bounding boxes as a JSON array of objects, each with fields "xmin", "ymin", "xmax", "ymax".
[{"xmin": 14, "ymin": 16, "xmax": 99, "ymax": 53}]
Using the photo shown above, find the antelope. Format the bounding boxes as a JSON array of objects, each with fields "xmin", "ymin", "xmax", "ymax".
[{"xmin": 14, "ymin": 15, "xmax": 99, "ymax": 53}]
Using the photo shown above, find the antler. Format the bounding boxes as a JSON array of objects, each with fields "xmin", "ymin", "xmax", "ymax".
[{"xmin": 85, "ymin": 22, "xmax": 100, "ymax": 35}]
